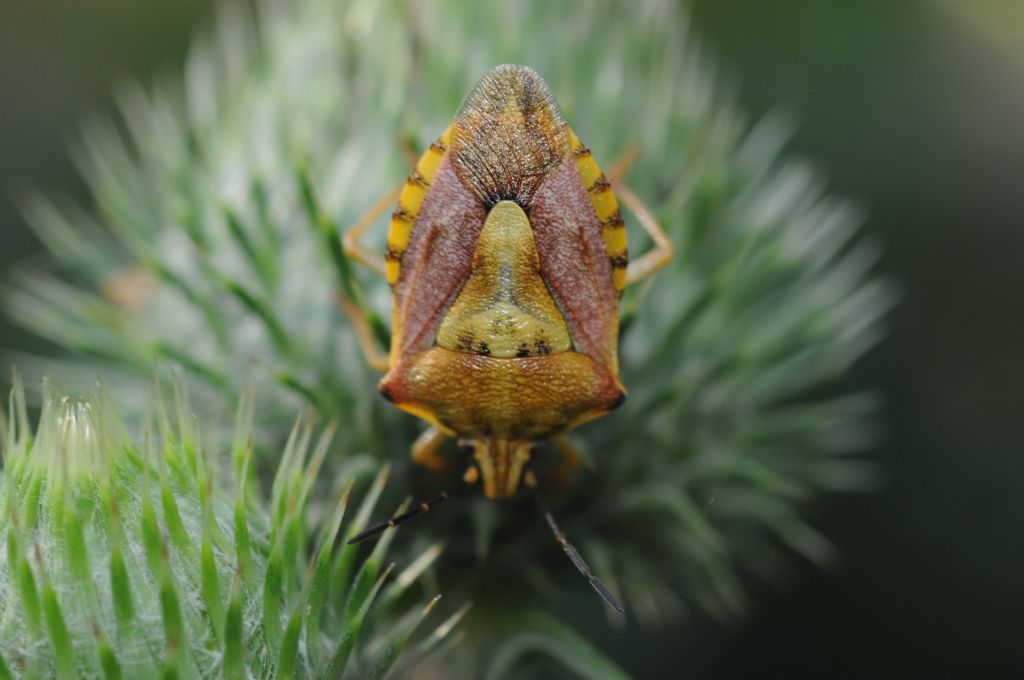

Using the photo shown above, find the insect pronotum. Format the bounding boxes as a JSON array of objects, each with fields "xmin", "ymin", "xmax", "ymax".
[{"xmin": 340, "ymin": 64, "xmax": 673, "ymax": 613}]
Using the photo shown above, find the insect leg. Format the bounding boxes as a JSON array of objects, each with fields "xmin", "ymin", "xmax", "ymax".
[
  {"xmin": 605, "ymin": 145, "xmax": 675, "ymax": 286},
  {"xmin": 542, "ymin": 435, "xmax": 594, "ymax": 488},
  {"xmin": 342, "ymin": 130, "xmax": 426, "ymax": 276},
  {"xmin": 606, "ymin": 143, "xmax": 641, "ymax": 186},
  {"xmin": 552, "ymin": 435, "xmax": 594, "ymax": 471},
  {"xmin": 411, "ymin": 426, "xmax": 450, "ymax": 471},
  {"xmin": 335, "ymin": 292, "xmax": 391, "ymax": 372},
  {"xmin": 616, "ymin": 181, "xmax": 675, "ymax": 286},
  {"xmin": 397, "ymin": 133, "xmax": 421, "ymax": 169},
  {"xmin": 526, "ymin": 476, "xmax": 624, "ymax": 614},
  {"xmin": 342, "ymin": 184, "xmax": 403, "ymax": 278}
]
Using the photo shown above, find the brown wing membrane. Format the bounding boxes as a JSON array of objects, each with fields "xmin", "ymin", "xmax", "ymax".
[
  {"xmin": 390, "ymin": 154, "xmax": 487, "ymax": 360},
  {"xmin": 531, "ymin": 154, "xmax": 621, "ymax": 372}
]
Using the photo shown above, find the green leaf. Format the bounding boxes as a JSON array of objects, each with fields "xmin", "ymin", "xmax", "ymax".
[
  {"xmin": 486, "ymin": 612, "xmax": 630, "ymax": 680},
  {"xmin": 96, "ymin": 628, "xmax": 124, "ymax": 680},
  {"xmin": 296, "ymin": 164, "xmax": 357, "ymax": 301},
  {"xmin": 62, "ymin": 487, "xmax": 93, "ymax": 594},
  {"xmin": 223, "ymin": 276, "xmax": 295, "ymax": 360},
  {"xmin": 320, "ymin": 564, "xmax": 394, "ymax": 680},
  {"xmin": 306, "ymin": 480, "xmax": 353, "ymax": 666},
  {"xmin": 394, "ymin": 602, "xmax": 471, "ymax": 677},
  {"xmin": 222, "ymin": 203, "xmax": 276, "ymax": 290},
  {"xmin": 157, "ymin": 450, "xmax": 196, "ymax": 566},
  {"xmin": 40, "ymin": 574, "xmax": 77, "ymax": 679},
  {"xmin": 262, "ymin": 535, "xmax": 285, "ymax": 653},
  {"xmin": 375, "ymin": 541, "xmax": 444, "ymax": 618},
  {"xmin": 108, "ymin": 541, "xmax": 135, "ymax": 630},
  {"xmin": 158, "ymin": 541, "xmax": 187, "ymax": 676},
  {"xmin": 332, "ymin": 465, "xmax": 390, "ymax": 600},
  {"xmin": 139, "ymin": 454, "xmax": 163, "ymax": 582},
  {"xmin": 343, "ymin": 500, "xmax": 407, "ymax": 625},
  {"xmin": 276, "ymin": 601, "xmax": 305, "ymax": 680},
  {"xmin": 15, "ymin": 542, "xmax": 42, "ymax": 641},
  {"xmin": 200, "ymin": 499, "xmax": 225, "ymax": 641},
  {"xmin": 222, "ymin": 571, "xmax": 246, "ymax": 680},
  {"xmin": 367, "ymin": 595, "xmax": 440, "ymax": 680}
]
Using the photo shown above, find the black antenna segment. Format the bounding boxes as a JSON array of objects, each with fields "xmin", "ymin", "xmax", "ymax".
[{"xmin": 529, "ymin": 482, "xmax": 624, "ymax": 614}]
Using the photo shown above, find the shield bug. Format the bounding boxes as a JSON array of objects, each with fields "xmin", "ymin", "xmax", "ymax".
[{"xmin": 340, "ymin": 64, "xmax": 673, "ymax": 612}]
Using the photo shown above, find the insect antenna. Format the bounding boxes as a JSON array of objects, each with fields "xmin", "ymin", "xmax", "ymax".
[
  {"xmin": 347, "ymin": 474, "xmax": 474, "ymax": 545},
  {"xmin": 529, "ymin": 481, "xmax": 624, "ymax": 614}
]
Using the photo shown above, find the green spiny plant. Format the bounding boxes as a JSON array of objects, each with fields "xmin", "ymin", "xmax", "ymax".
[
  {"xmin": 0, "ymin": 376, "xmax": 462, "ymax": 677},
  {"xmin": 2, "ymin": 0, "xmax": 894, "ymax": 675}
]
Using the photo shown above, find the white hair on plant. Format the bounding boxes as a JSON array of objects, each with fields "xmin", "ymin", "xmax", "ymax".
[{"xmin": 0, "ymin": 375, "xmax": 456, "ymax": 677}]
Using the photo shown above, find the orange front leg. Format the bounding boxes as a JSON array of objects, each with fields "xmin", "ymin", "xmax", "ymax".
[
  {"xmin": 411, "ymin": 426, "xmax": 450, "ymax": 472},
  {"xmin": 335, "ymin": 292, "xmax": 390, "ymax": 373},
  {"xmin": 606, "ymin": 145, "xmax": 676, "ymax": 286},
  {"xmin": 342, "ymin": 184, "xmax": 402, "ymax": 279},
  {"xmin": 543, "ymin": 435, "xmax": 595, "ymax": 488}
]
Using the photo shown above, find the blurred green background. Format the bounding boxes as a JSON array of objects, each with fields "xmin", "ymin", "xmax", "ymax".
[{"xmin": 1, "ymin": 0, "xmax": 1021, "ymax": 676}]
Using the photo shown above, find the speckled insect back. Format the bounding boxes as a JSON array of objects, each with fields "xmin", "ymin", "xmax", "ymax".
[
  {"xmin": 382, "ymin": 65, "xmax": 627, "ymax": 492},
  {"xmin": 449, "ymin": 65, "xmax": 568, "ymax": 208},
  {"xmin": 342, "ymin": 64, "xmax": 674, "ymax": 613}
]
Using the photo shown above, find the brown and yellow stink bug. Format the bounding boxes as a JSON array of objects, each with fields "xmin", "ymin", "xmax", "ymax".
[{"xmin": 340, "ymin": 64, "xmax": 673, "ymax": 612}]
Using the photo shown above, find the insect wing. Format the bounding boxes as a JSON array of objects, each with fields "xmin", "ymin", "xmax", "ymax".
[
  {"xmin": 531, "ymin": 146, "xmax": 622, "ymax": 372},
  {"xmin": 389, "ymin": 153, "xmax": 486, "ymax": 360}
]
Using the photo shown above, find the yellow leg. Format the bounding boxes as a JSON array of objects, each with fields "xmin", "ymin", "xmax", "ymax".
[
  {"xmin": 617, "ymin": 182, "xmax": 674, "ymax": 286},
  {"xmin": 335, "ymin": 292, "xmax": 390, "ymax": 373},
  {"xmin": 342, "ymin": 184, "xmax": 402, "ymax": 278},
  {"xmin": 339, "ymin": 141, "xmax": 424, "ymax": 369},
  {"xmin": 607, "ymin": 144, "xmax": 640, "ymax": 186},
  {"xmin": 554, "ymin": 435, "xmax": 594, "ymax": 472},
  {"xmin": 544, "ymin": 435, "xmax": 593, "ymax": 488},
  {"xmin": 397, "ymin": 133, "xmax": 420, "ymax": 169},
  {"xmin": 411, "ymin": 426, "xmax": 449, "ymax": 472},
  {"xmin": 343, "ymin": 134, "xmax": 423, "ymax": 277},
  {"xmin": 607, "ymin": 145, "xmax": 675, "ymax": 287}
]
